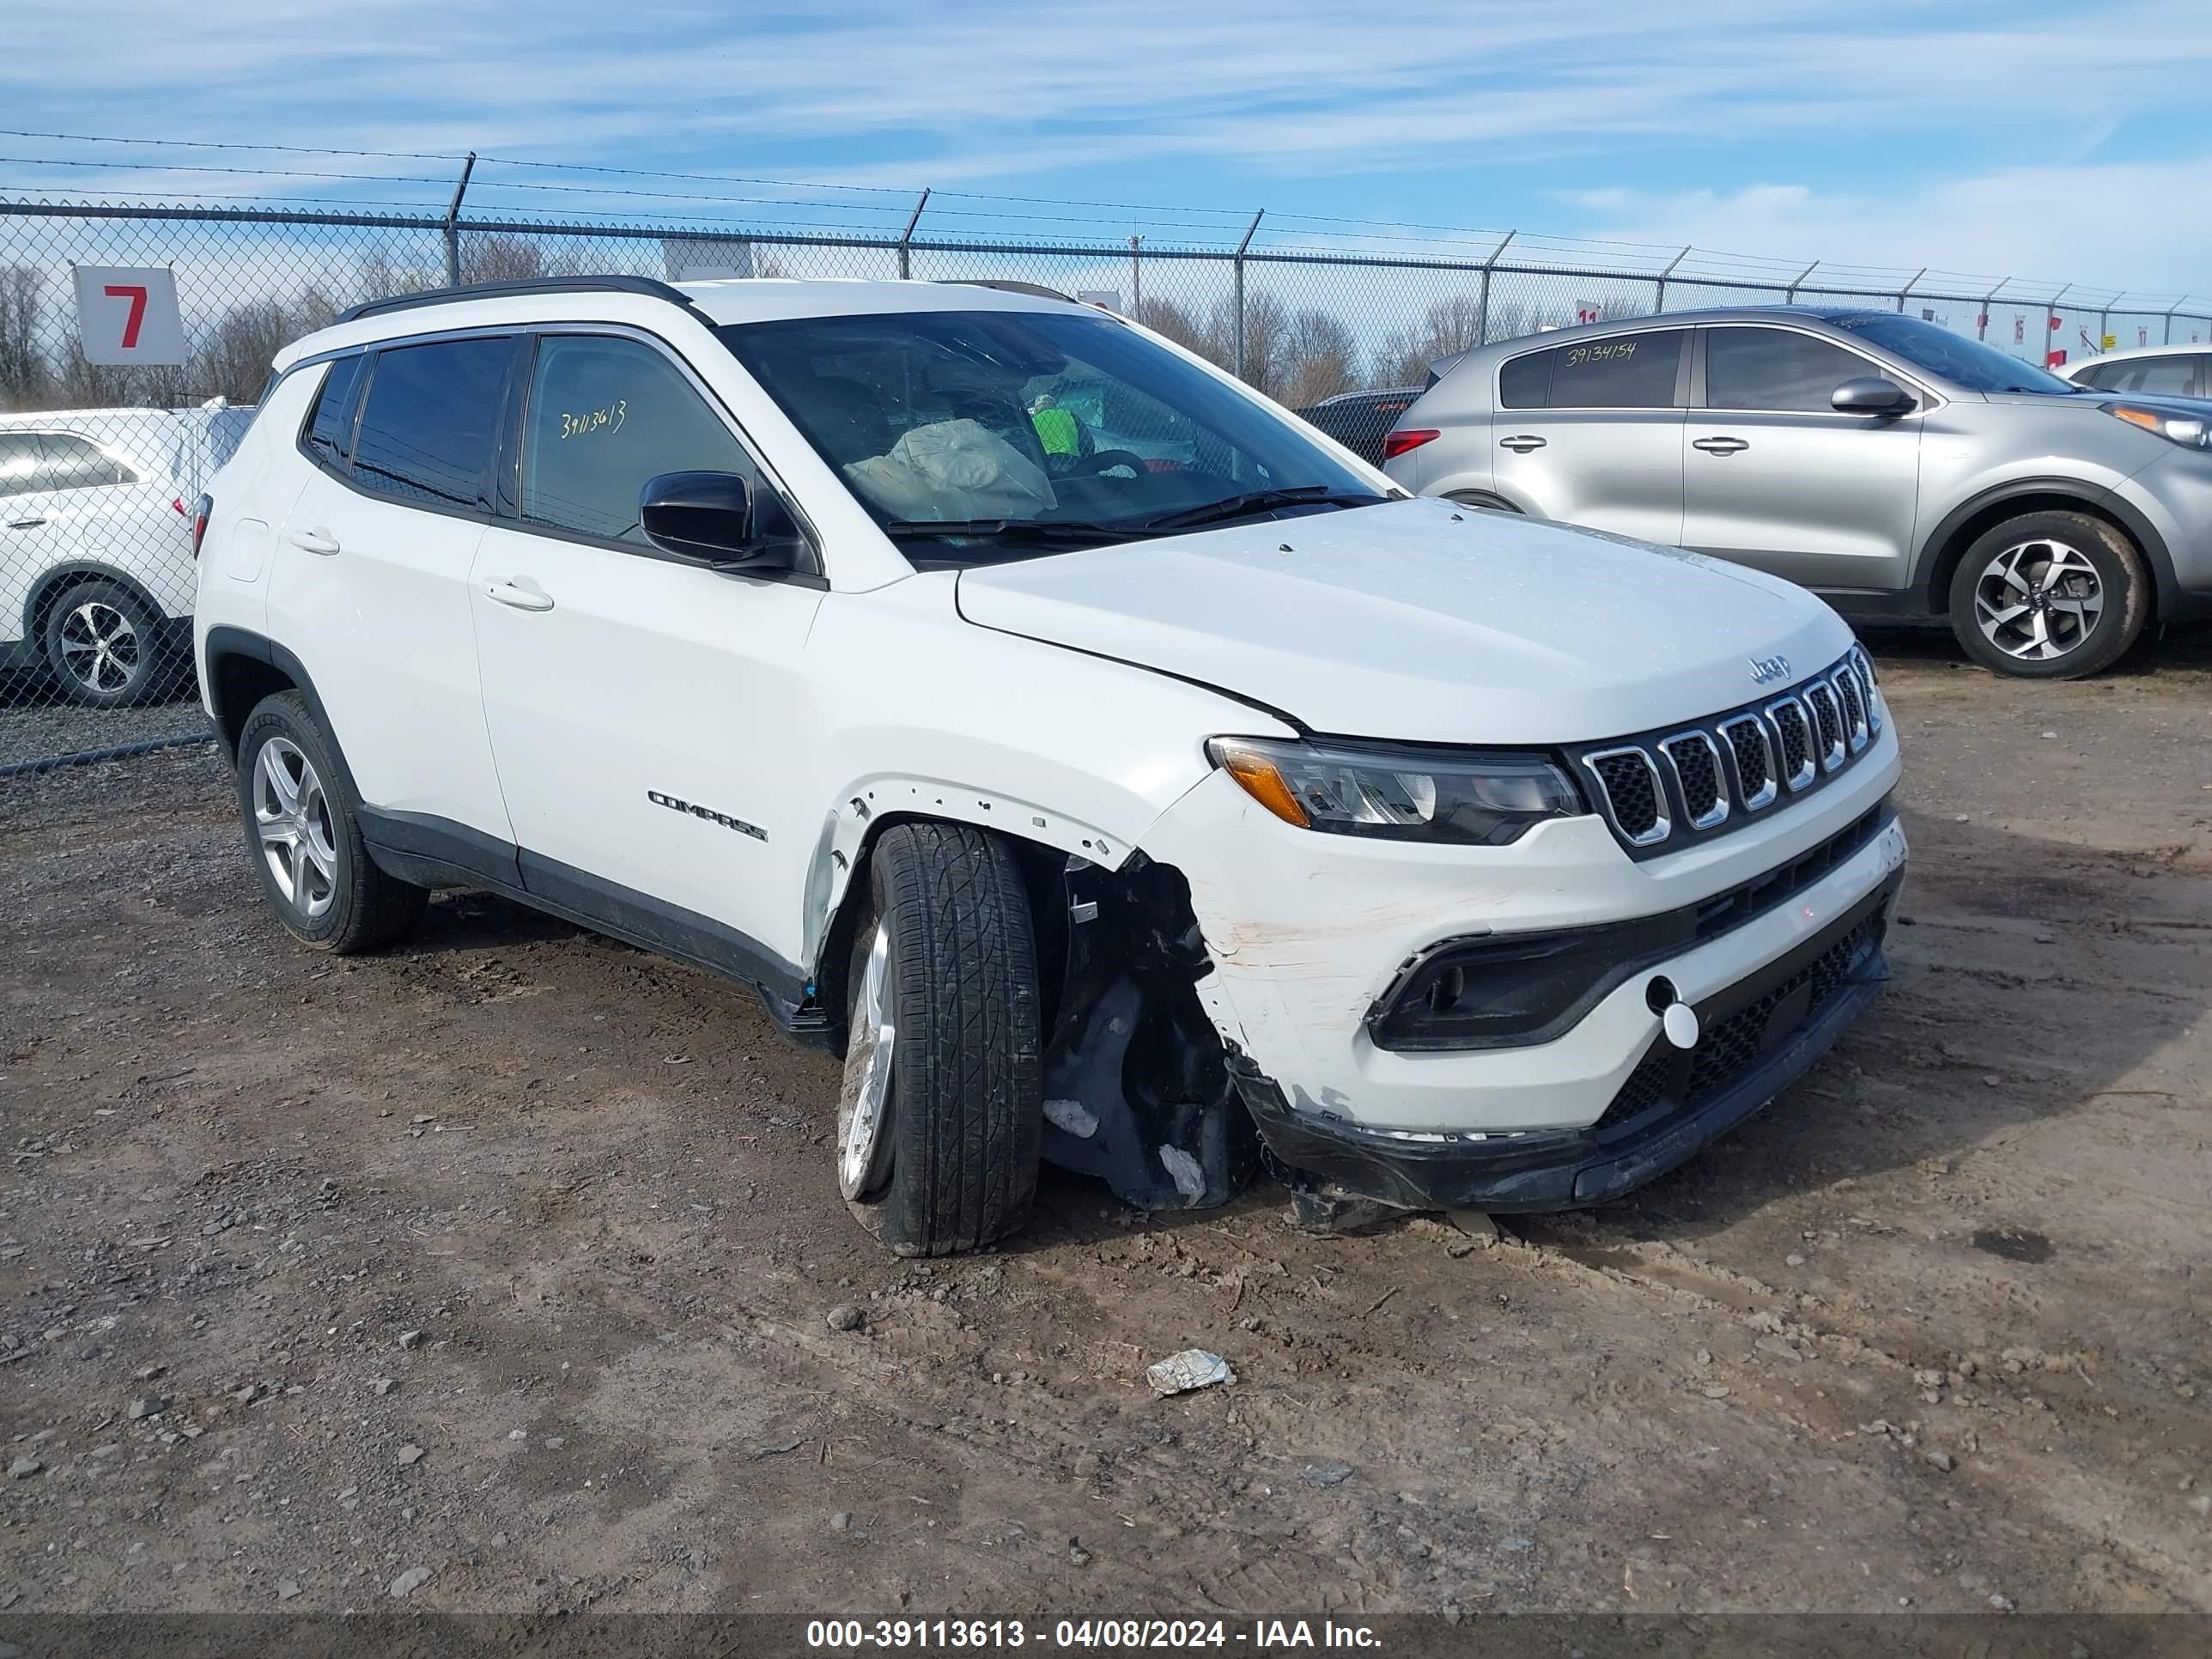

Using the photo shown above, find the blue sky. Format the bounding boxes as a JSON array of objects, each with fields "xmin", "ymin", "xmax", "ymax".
[{"xmin": 7, "ymin": 0, "xmax": 2211, "ymax": 297}]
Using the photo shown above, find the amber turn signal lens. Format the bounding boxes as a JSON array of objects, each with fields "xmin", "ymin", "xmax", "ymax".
[
  {"xmin": 2110, "ymin": 406, "xmax": 2164, "ymax": 434},
  {"xmin": 1215, "ymin": 744, "xmax": 1310, "ymax": 828}
]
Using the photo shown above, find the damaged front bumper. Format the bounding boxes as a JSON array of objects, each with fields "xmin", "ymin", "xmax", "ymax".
[{"xmin": 1232, "ymin": 872, "xmax": 1899, "ymax": 1212}]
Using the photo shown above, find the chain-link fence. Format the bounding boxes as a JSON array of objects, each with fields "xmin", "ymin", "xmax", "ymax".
[{"xmin": 3, "ymin": 192, "xmax": 2207, "ymax": 771}]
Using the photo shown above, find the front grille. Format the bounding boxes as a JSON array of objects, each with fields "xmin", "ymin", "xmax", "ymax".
[
  {"xmin": 1595, "ymin": 908, "xmax": 1886, "ymax": 1134},
  {"xmin": 1569, "ymin": 650, "xmax": 1881, "ymax": 858},
  {"xmin": 1660, "ymin": 732, "xmax": 1728, "ymax": 830},
  {"xmin": 1803, "ymin": 683, "xmax": 1845, "ymax": 769},
  {"xmin": 1584, "ymin": 749, "xmax": 1668, "ymax": 845},
  {"xmin": 1769, "ymin": 699, "xmax": 1814, "ymax": 787},
  {"xmin": 1832, "ymin": 669, "xmax": 1869, "ymax": 750}
]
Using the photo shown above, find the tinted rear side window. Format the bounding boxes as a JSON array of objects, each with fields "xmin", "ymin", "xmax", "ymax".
[
  {"xmin": 39, "ymin": 434, "xmax": 136, "ymax": 489},
  {"xmin": 352, "ymin": 337, "xmax": 511, "ymax": 509},
  {"xmin": 2129, "ymin": 356, "xmax": 2201, "ymax": 395},
  {"xmin": 304, "ymin": 355, "xmax": 365, "ymax": 468},
  {"xmin": 1500, "ymin": 332, "xmax": 1682, "ymax": 410},
  {"xmin": 1705, "ymin": 327, "xmax": 1872, "ymax": 412},
  {"xmin": 0, "ymin": 433, "xmax": 43, "ymax": 496},
  {"xmin": 1498, "ymin": 350, "xmax": 1552, "ymax": 409}
]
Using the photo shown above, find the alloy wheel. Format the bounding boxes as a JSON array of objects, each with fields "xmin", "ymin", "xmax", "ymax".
[
  {"xmin": 57, "ymin": 600, "xmax": 142, "ymax": 696},
  {"xmin": 252, "ymin": 737, "xmax": 339, "ymax": 920},
  {"xmin": 1972, "ymin": 539, "xmax": 2103, "ymax": 662},
  {"xmin": 837, "ymin": 921, "xmax": 897, "ymax": 1200}
]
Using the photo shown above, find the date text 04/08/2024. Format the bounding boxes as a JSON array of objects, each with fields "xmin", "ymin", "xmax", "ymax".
[{"xmin": 805, "ymin": 1619, "xmax": 1384, "ymax": 1649}]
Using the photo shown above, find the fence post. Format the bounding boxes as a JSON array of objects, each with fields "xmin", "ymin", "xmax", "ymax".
[
  {"xmin": 1129, "ymin": 235, "xmax": 1142, "ymax": 317},
  {"xmin": 1897, "ymin": 268, "xmax": 1926, "ymax": 315},
  {"xmin": 1654, "ymin": 246, "xmax": 1689, "ymax": 317},
  {"xmin": 1231, "ymin": 210, "xmax": 1264, "ymax": 380},
  {"xmin": 441, "ymin": 152, "xmax": 476, "ymax": 289},
  {"xmin": 896, "ymin": 188, "xmax": 930, "ymax": 280},
  {"xmin": 1978, "ymin": 282, "xmax": 2004, "ymax": 341},
  {"xmin": 1784, "ymin": 260, "xmax": 1818, "ymax": 306},
  {"xmin": 1477, "ymin": 230, "xmax": 1515, "ymax": 346},
  {"xmin": 2165, "ymin": 298, "xmax": 2185, "ymax": 345}
]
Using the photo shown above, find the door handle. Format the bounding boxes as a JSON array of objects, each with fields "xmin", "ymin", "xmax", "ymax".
[
  {"xmin": 6, "ymin": 517, "xmax": 45, "ymax": 530},
  {"xmin": 483, "ymin": 580, "xmax": 555, "ymax": 613},
  {"xmin": 1692, "ymin": 436, "xmax": 1750, "ymax": 455},
  {"xmin": 1498, "ymin": 434, "xmax": 1547, "ymax": 453},
  {"xmin": 288, "ymin": 528, "xmax": 341, "ymax": 555}
]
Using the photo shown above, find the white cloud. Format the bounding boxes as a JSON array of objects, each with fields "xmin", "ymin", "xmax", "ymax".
[{"xmin": 1559, "ymin": 159, "xmax": 2212, "ymax": 301}]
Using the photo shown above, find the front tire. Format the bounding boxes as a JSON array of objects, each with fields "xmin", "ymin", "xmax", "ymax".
[
  {"xmin": 835, "ymin": 822, "xmax": 1042, "ymax": 1257},
  {"xmin": 234, "ymin": 691, "xmax": 427, "ymax": 953},
  {"xmin": 1947, "ymin": 510, "xmax": 2148, "ymax": 678}
]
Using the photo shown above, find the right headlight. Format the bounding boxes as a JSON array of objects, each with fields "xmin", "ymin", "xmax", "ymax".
[
  {"xmin": 1207, "ymin": 736, "xmax": 1583, "ymax": 846},
  {"xmin": 2106, "ymin": 403, "xmax": 2212, "ymax": 450}
]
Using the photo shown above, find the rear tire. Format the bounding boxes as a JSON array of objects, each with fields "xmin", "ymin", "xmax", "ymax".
[
  {"xmin": 1946, "ymin": 510, "xmax": 2148, "ymax": 679},
  {"xmin": 234, "ymin": 691, "xmax": 427, "ymax": 953},
  {"xmin": 40, "ymin": 579, "xmax": 171, "ymax": 708},
  {"xmin": 834, "ymin": 822, "xmax": 1042, "ymax": 1257}
]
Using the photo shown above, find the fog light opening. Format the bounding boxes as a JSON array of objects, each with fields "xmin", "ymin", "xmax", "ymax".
[{"xmin": 1425, "ymin": 965, "xmax": 1467, "ymax": 1014}]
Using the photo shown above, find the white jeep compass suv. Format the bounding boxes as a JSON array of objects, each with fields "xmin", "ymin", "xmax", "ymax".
[{"xmin": 195, "ymin": 274, "xmax": 1907, "ymax": 1255}]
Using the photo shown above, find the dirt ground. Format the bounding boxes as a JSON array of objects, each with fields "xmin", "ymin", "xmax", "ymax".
[{"xmin": 2, "ymin": 629, "xmax": 2209, "ymax": 1622}]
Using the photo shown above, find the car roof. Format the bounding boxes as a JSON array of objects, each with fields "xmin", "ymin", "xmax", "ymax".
[
  {"xmin": 0, "ymin": 407, "xmax": 182, "ymax": 430},
  {"xmin": 2063, "ymin": 343, "xmax": 2205, "ymax": 369},
  {"xmin": 275, "ymin": 276, "xmax": 1096, "ymax": 372}
]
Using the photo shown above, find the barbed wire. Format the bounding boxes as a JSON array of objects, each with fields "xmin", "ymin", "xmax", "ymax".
[{"xmin": 0, "ymin": 130, "xmax": 2197, "ymax": 307}]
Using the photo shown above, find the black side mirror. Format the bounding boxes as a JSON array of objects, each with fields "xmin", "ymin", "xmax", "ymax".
[
  {"xmin": 1832, "ymin": 376, "xmax": 1915, "ymax": 416},
  {"xmin": 639, "ymin": 471, "xmax": 799, "ymax": 571}
]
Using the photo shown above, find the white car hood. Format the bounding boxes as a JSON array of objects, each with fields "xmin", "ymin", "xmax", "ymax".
[{"xmin": 955, "ymin": 496, "xmax": 1854, "ymax": 744}]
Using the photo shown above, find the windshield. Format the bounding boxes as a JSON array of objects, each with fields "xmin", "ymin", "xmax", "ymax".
[
  {"xmin": 716, "ymin": 307, "xmax": 1383, "ymax": 559},
  {"xmin": 1827, "ymin": 313, "xmax": 2080, "ymax": 395}
]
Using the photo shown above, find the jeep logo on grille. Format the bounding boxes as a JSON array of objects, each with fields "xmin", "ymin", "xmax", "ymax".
[{"xmin": 1748, "ymin": 653, "xmax": 1792, "ymax": 686}]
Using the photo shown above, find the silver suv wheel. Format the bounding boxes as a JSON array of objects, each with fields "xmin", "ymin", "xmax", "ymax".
[
  {"xmin": 56, "ymin": 599, "xmax": 142, "ymax": 696},
  {"xmin": 836, "ymin": 921, "xmax": 896, "ymax": 1200},
  {"xmin": 1972, "ymin": 538, "xmax": 2103, "ymax": 662},
  {"xmin": 252, "ymin": 735, "xmax": 338, "ymax": 920}
]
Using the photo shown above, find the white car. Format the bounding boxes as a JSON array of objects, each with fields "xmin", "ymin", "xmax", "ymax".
[
  {"xmin": 2058, "ymin": 343, "xmax": 2210, "ymax": 399},
  {"xmin": 194, "ymin": 274, "xmax": 1906, "ymax": 1255},
  {"xmin": 1, "ymin": 403, "xmax": 252, "ymax": 705}
]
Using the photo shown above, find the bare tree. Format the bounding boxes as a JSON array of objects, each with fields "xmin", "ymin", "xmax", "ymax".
[
  {"xmin": 1133, "ymin": 297, "xmax": 1218, "ymax": 362},
  {"xmin": 56, "ymin": 332, "xmax": 130, "ymax": 407},
  {"xmin": 459, "ymin": 233, "xmax": 547, "ymax": 283},
  {"xmin": 1279, "ymin": 307, "xmax": 1360, "ymax": 406},
  {"xmin": 200, "ymin": 301, "xmax": 295, "ymax": 405},
  {"xmin": 0, "ymin": 266, "xmax": 48, "ymax": 411},
  {"xmin": 1372, "ymin": 295, "xmax": 1488, "ymax": 386},
  {"xmin": 1204, "ymin": 289, "xmax": 1294, "ymax": 396}
]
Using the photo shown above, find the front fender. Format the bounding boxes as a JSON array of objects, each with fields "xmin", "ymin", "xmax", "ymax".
[{"xmin": 790, "ymin": 576, "xmax": 1294, "ymax": 981}]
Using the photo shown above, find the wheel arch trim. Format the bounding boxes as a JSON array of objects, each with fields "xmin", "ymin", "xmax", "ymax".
[{"xmin": 1915, "ymin": 478, "xmax": 2177, "ymax": 618}]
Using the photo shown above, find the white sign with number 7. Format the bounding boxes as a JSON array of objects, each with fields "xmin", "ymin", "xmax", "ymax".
[{"xmin": 72, "ymin": 265, "xmax": 187, "ymax": 367}]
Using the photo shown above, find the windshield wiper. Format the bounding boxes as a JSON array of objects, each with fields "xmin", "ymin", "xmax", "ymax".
[
  {"xmin": 880, "ymin": 518, "xmax": 1137, "ymax": 546},
  {"xmin": 1137, "ymin": 485, "xmax": 1387, "ymax": 533}
]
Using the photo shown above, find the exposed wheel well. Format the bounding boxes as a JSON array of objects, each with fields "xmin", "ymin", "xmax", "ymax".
[
  {"xmin": 206, "ymin": 650, "xmax": 299, "ymax": 757},
  {"xmin": 1923, "ymin": 493, "xmax": 2154, "ymax": 617}
]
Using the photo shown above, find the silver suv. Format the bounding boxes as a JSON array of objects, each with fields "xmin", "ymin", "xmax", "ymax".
[{"xmin": 1384, "ymin": 307, "xmax": 2212, "ymax": 678}]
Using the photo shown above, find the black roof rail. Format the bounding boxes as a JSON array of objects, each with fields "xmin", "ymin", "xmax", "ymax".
[
  {"xmin": 936, "ymin": 279, "xmax": 1079, "ymax": 304},
  {"xmin": 334, "ymin": 274, "xmax": 699, "ymax": 326}
]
